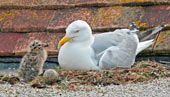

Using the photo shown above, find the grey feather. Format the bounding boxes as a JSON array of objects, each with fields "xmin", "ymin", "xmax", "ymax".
[
  {"xmin": 96, "ymin": 29, "xmax": 138, "ymax": 69},
  {"xmin": 92, "ymin": 24, "xmax": 164, "ymax": 69},
  {"xmin": 138, "ymin": 26, "xmax": 164, "ymax": 41}
]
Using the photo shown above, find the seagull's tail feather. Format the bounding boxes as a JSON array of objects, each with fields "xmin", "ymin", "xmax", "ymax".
[
  {"xmin": 136, "ymin": 39, "xmax": 154, "ymax": 55},
  {"xmin": 139, "ymin": 25, "xmax": 164, "ymax": 41}
]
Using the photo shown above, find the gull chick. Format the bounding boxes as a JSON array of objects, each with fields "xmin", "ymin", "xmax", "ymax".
[{"xmin": 18, "ymin": 40, "xmax": 48, "ymax": 82}]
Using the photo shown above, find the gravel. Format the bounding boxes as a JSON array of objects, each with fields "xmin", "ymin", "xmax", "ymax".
[{"xmin": 0, "ymin": 77, "xmax": 170, "ymax": 97}]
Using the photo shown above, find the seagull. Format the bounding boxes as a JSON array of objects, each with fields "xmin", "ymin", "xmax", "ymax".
[{"xmin": 58, "ymin": 20, "xmax": 164, "ymax": 70}]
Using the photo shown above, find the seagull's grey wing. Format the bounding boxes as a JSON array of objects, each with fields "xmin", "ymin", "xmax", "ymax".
[
  {"xmin": 92, "ymin": 26, "xmax": 164, "ymax": 56},
  {"xmin": 138, "ymin": 26, "xmax": 164, "ymax": 41},
  {"xmin": 92, "ymin": 22, "xmax": 138, "ymax": 56},
  {"xmin": 98, "ymin": 30, "xmax": 138, "ymax": 70},
  {"xmin": 92, "ymin": 31, "xmax": 125, "ymax": 55}
]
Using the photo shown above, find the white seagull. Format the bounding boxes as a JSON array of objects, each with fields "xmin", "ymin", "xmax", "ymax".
[{"xmin": 58, "ymin": 20, "xmax": 164, "ymax": 70}]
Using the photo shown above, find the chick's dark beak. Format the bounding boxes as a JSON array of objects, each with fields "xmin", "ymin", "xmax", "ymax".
[{"xmin": 44, "ymin": 43, "xmax": 48, "ymax": 47}]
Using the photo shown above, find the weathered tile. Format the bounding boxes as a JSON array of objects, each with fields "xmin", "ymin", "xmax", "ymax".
[
  {"xmin": 0, "ymin": 0, "xmax": 12, "ymax": 5},
  {"xmin": 14, "ymin": 32, "xmax": 64, "ymax": 54},
  {"xmin": 0, "ymin": 6, "xmax": 169, "ymax": 33},
  {"xmin": 0, "ymin": 0, "xmax": 169, "ymax": 7},
  {"xmin": 0, "ymin": 32, "xmax": 22, "ymax": 56},
  {"xmin": 0, "ymin": 5, "xmax": 168, "ymax": 32},
  {"xmin": 12, "ymin": 0, "xmax": 57, "ymax": 6},
  {"xmin": 1, "ymin": 30, "xmax": 170, "ymax": 56},
  {"xmin": 0, "ymin": 32, "xmax": 64, "ymax": 56},
  {"xmin": 140, "ymin": 5, "xmax": 170, "ymax": 27},
  {"xmin": 48, "ymin": 5, "xmax": 170, "ymax": 32},
  {"xmin": 0, "ymin": 0, "xmax": 57, "ymax": 7},
  {"xmin": 0, "ymin": 9, "xmax": 55, "ymax": 32},
  {"xmin": 48, "ymin": 7, "xmax": 133, "ymax": 31},
  {"xmin": 54, "ymin": 0, "xmax": 151, "ymax": 5},
  {"xmin": 48, "ymin": 7, "xmax": 99, "ymax": 31},
  {"xmin": 153, "ymin": 30, "xmax": 170, "ymax": 50},
  {"xmin": 139, "ymin": 30, "xmax": 170, "ymax": 55}
]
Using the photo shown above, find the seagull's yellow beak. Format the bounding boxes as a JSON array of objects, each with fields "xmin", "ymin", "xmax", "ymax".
[{"xmin": 58, "ymin": 36, "xmax": 73, "ymax": 49}]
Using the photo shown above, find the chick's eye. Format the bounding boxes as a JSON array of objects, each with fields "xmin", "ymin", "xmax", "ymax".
[{"xmin": 74, "ymin": 30, "xmax": 80, "ymax": 33}]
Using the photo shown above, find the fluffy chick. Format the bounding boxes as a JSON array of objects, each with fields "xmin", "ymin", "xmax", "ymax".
[{"xmin": 18, "ymin": 40, "xmax": 48, "ymax": 82}]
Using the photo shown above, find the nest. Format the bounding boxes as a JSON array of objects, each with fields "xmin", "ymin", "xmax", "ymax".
[
  {"xmin": 57, "ymin": 61, "xmax": 170, "ymax": 86},
  {"xmin": 1, "ymin": 61, "xmax": 170, "ymax": 89}
]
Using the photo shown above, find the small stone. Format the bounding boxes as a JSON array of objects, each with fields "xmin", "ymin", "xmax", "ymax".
[{"xmin": 43, "ymin": 69, "xmax": 59, "ymax": 84}]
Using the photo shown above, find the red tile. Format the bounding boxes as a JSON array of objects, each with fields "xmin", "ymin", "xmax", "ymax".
[
  {"xmin": 0, "ymin": 32, "xmax": 65, "ymax": 56},
  {"xmin": 141, "ymin": 5, "xmax": 170, "ymax": 27},
  {"xmin": 0, "ymin": 10, "xmax": 55, "ymax": 32}
]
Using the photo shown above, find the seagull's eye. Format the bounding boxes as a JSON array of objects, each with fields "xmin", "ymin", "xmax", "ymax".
[{"xmin": 74, "ymin": 30, "xmax": 80, "ymax": 33}]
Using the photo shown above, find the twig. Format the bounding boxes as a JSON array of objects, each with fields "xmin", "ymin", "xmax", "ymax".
[{"xmin": 152, "ymin": 31, "xmax": 161, "ymax": 52}]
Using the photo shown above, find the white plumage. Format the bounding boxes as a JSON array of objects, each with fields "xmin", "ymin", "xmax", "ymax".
[{"xmin": 58, "ymin": 20, "xmax": 163, "ymax": 70}]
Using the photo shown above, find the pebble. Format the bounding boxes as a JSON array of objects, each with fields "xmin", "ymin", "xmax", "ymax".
[
  {"xmin": 0, "ymin": 77, "xmax": 169, "ymax": 97},
  {"xmin": 43, "ymin": 69, "xmax": 59, "ymax": 84}
]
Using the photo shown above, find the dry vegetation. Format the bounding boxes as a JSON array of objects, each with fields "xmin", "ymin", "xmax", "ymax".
[
  {"xmin": 0, "ymin": 61, "xmax": 170, "ymax": 90},
  {"xmin": 57, "ymin": 61, "xmax": 170, "ymax": 86}
]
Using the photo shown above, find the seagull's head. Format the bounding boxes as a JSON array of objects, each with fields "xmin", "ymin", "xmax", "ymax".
[{"xmin": 58, "ymin": 20, "xmax": 93, "ymax": 49}]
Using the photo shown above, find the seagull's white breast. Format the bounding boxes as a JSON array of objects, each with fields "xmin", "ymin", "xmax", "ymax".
[{"xmin": 58, "ymin": 42, "xmax": 100, "ymax": 70}]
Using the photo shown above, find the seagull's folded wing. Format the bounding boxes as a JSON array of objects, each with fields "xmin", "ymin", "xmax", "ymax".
[
  {"xmin": 92, "ymin": 26, "xmax": 164, "ymax": 56},
  {"xmin": 96, "ymin": 30, "xmax": 138, "ymax": 69}
]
